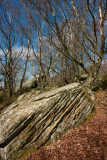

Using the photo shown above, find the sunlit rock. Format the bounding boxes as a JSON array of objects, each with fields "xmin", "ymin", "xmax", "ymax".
[{"xmin": 0, "ymin": 83, "xmax": 95, "ymax": 160}]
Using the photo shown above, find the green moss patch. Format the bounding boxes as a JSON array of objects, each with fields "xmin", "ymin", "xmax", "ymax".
[
  {"xmin": 11, "ymin": 145, "xmax": 37, "ymax": 160},
  {"xmin": 77, "ymin": 110, "xmax": 96, "ymax": 128}
]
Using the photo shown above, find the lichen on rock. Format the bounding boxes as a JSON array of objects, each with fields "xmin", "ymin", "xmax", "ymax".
[{"xmin": 0, "ymin": 83, "xmax": 95, "ymax": 160}]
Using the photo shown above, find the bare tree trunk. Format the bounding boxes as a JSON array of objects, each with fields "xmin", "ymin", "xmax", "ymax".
[{"xmin": 20, "ymin": 39, "xmax": 30, "ymax": 92}]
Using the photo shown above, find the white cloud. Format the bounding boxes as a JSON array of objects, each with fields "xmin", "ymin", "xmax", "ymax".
[{"xmin": 0, "ymin": 46, "xmax": 38, "ymax": 60}]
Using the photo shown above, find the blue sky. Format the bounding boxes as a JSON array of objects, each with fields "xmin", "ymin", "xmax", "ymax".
[{"xmin": 0, "ymin": 0, "xmax": 107, "ymax": 83}]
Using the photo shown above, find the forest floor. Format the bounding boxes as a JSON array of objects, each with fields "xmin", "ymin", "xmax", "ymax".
[{"xmin": 21, "ymin": 89, "xmax": 107, "ymax": 160}]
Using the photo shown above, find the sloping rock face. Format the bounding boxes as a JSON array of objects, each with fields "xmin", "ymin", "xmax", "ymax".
[{"xmin": 0, "ymin": 83, "xmax": 95, "ymax": 160}]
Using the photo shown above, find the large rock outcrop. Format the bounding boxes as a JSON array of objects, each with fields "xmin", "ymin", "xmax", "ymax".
[
  {"xmin": 0, "ymin": 83, "xmax": 95, "ymax": 160},
  {"xmin": 15, "ymin": 77, "xmax": 38, "ymax": 92},
  {"xmin": 15, "ymin": 75, "xmax": 45, "ymax": 93}
]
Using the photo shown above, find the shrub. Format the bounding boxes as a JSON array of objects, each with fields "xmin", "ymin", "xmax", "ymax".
[{"xmin": 0, "ymin": 94, "xmax": 4, "ymax": 103}]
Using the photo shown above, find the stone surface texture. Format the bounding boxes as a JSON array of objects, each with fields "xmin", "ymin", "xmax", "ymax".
[
  {"xmin": 0, "ymin": 83, "xmax": 95, "ymax": 160},
  {"xmin": 15, "ymin": 77, "xmax": 38, "ymax": 92}
]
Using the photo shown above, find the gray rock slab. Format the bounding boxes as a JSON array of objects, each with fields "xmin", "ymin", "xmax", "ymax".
[{"xmin": 0, "ymin": 83, "xmax": 95, "ymax": 160}]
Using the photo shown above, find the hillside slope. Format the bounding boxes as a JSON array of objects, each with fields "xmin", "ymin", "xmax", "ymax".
[{"xmin": 21, "ymin": 89, "xmax": 107, "ymax": 160}]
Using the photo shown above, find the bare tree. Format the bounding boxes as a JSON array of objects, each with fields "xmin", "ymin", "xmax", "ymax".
[
  {"xmin": 0, "ymin": 1, "xmax": 18, "ymax": 96},
  {"xmin": 20, "ymin": 3, "xmax": 60, "ymax": 88},
  {"xmin": 22, "ymin": 0, "xmax": 106, "ymax": 86},
  {"xmin": 70, "ymin": 0, "xmax": 107, "ymax": 85},
  {"xmin": 0, "ymin": 1, "xmax": 29, "ymax": 96}
]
